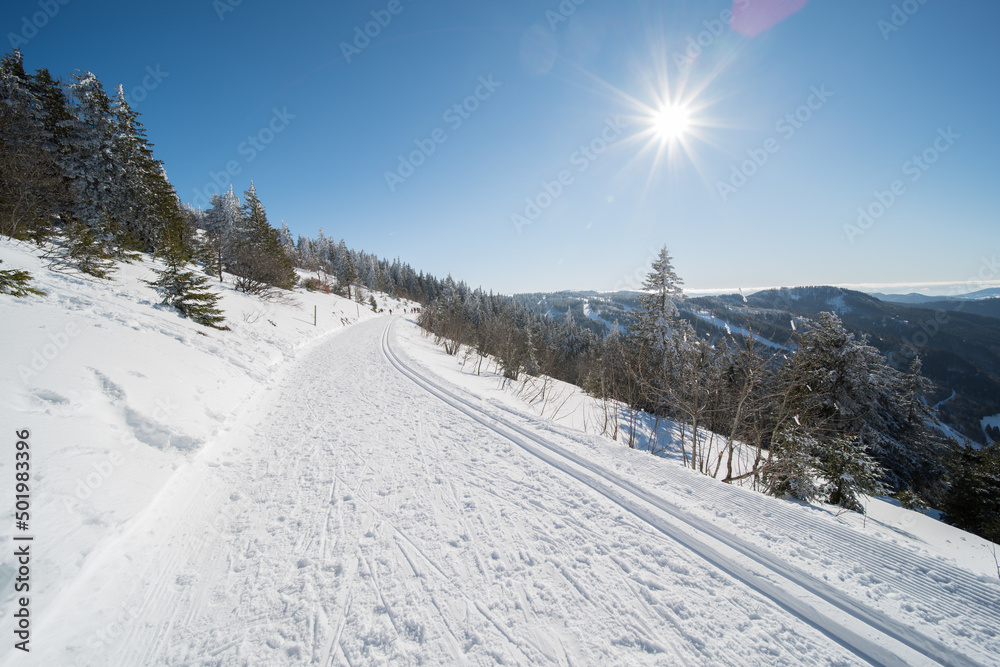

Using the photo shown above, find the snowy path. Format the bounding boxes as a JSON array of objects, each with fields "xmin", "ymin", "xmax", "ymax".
[
  {"xmin": 14, "ymin": 317, "xmax": 996, "ymax": 666},
  {"xmin": 383, "ymin": 321, "xmax": 998, "ymax": 667}
]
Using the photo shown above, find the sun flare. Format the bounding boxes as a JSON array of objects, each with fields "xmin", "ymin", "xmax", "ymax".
[{"xmin": 653, "ymin": 104, "xmax": 691, "ymax": 142}]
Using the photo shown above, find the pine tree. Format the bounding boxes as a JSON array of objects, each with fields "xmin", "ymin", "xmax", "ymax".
[
  {"xmin": 776, "ymin": 311, "xmax": 939, "ymax": 492},
  {"xmin": 27, "ymin": 66, "xmax": 75, "ymax": 235},
  {"xmin": 941, "ymin": 442, "xmax": 1000, "ymax": 543},
  {"xmin": 334, "ymin": 240, "xmax": 357, "ymax": 299},
  {"xmin": 762, "ymin": 427, "xmax": 823, "ymax": 502},
  {"xmin": 634, "ymin": 245, "xmax": 686, "ymax": 351},
  {"xmin": 0, "ymin": 50, "xmax": 63, "ymax": 240},
  {"xmin": 523, "ymin": 328, "xmax": 540, "ymax": 377},
  {"xmin": 903, "ymin": 356, "xmax": 932, "ymax": 424},
  {"xmin": 49, "ymin": 219, "xmax": 117, "ymax": 278},
  {"xmin": 820, "ymin": 435, "xmax": 888, "ymax": 513},
  {"xmin": 62, "ymin": 71, "xmax": 119, "ymax": 241},
  {"xmin": 229, "ymin": 182, "xmax": 295, "ymax": 294},
  {"xmin": 107, "ymin": 85, "xmax": 151, "ymax": 254},
  {"xmin": 203, "ymin": 186, "xmax": 241, "ymax": 281},
  {"xmin": 145, "ymin": 220, "xmax": 226, "ymax": 328},
  {"xmin": 278, "ymin": 221, "xmax": 297, "ymax": 264},
  {"xmin": 629, "ymin": 245, "xmax": 714, "ymax": 468},
  {"xmin": 0, "ymin": 259, "xmax": 44, "ymax": 297},
  {"xmin": 112, "ymin": 85, "xmax": 182, "ymax": 254},
  {"xmin": 28, "ymin": 66, "xmax": 74, "ymax": 155}
]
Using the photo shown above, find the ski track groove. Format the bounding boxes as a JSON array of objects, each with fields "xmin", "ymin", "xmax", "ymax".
[
  {"xmin": 381, "ymin": 318, "xmax": 994, "ymax": 667},
  {"xmin": 497, "ymin": 384, "xmax": 1000, "ymax": 629}
]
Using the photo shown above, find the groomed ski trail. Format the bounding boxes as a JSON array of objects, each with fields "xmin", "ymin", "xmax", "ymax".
[
  {"xmin": 381, "ymin": 319, "xmax": 998, "ymax": 667},
  {"xmin": 13, "ymin": 317, "xmax": 995, "ymax": 666}
]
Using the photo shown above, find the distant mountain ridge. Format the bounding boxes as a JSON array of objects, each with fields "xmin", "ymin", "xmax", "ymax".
[
  {"xmin": 872, "ymin": 287, "xmax": 1000, "ymax": 303},
  {"xmin": 515, "ymin": 285, "xmax": 1000, "ymax": 445}
]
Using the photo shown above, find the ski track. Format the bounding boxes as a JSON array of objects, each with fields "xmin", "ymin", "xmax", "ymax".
[
  {"xmin": 381, "ymin": 320, "xmax": 999, "ymax": 667},
  {"xmin": 16, "ymin": 316, "xmax": 996, "ymax": 666}
]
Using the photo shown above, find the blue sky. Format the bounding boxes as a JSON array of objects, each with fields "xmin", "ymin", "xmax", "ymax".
[{"xmin": 4, "ymin": 0, "xmax": 998, "ymax": 295}]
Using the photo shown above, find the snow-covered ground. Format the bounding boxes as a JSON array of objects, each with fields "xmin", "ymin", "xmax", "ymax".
[
  {"xmin": 691, "ymin": 310, "xmax": 786, "ymax": 351},
  {"xmin": 2, "ymin": 238, "xmax": 998, "ymax": 666},
  {"xmin": 401, "ymin": 326, "xmax": 1000, "ymax": 579},
  {"xmin": 582, "ymin": 299, "xmax": 621, "ymax": 333}
]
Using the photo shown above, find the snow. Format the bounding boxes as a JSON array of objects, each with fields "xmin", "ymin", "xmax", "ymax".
[
  {"xmin": 582, "ymin": 299, "xmax": 621, "ymax": 333},
  {"xmin": 827, "ymin": 294, "xmax": 850, "ymax": 313},
  {"xmin": 933, "ymin": 390, "xmax": 957, "ymax": 411},
  {"xmin": 692, "ymin": 310, "xmax": 785, "ymax": 351},
  {"xmin": 2, "ymin": 237, "xmax": 999, "ymax": 666}
]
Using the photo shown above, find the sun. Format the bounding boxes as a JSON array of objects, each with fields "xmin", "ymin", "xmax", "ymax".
[{"xmin": 653, "ymin": 103, "xmax": 691, "ymax": 142}]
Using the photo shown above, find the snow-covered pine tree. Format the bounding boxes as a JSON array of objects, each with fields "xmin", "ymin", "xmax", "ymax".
[
  {"xmin": 112, "ymin": 85, "xmax": 184, "ymax": 255},
  {"xmin": 27, "ymin": 66, "xmax": 75, "ymax": 162},
  {"xmin": 941, "ymin": 441, "xmax": 1000, "ymax": 543},
  {"xmin": 203, "ymin": 185, "xmax": 242, "ymax": 281},
  {"xmin": 819, "ymin": 435, "xmax": 887, "ymax": 513},
  {"xmin": 229, "ymin": 182, "xmax": 295, "ymax": 294},
  {"xmin": 630, "ymin": 245, "xmax": 713, "ymax": 468},
  {"xmin": 295, "ymin": 234, "xmax": 315, "ymax": 270},
  {"xmin": 634, "ymin": 245, "xmax": 686, "ymax": 351},
  {"xmin": 34, "ymin": 70, "xmax": 122, "ymax": 277},
  {"xmin": 312, "ymin": 227, "xmax": 330, "ymax": 271},
  {"xmin": 0, "ymin": 50, "xmax": 63, "ymax": 241},
  {"xmin": 333, "ymin": 240, "xmax": 356, "ymax": 299},
  {"xmin": 62, "ymin": 71, "xmax": 120, "ymax": 240},
  {"xmin": 903, "ymin": 356, "xmax": 932, "ymax": 425},
  {"xmin": 108, "ymin": 85, "xmax": 152, "ymax": 255},
  {"xmin": 761, "ymin": 427, "xmax": 823, "ymax": 502},
  {"xmin": 145, "ymin": 220, "xmax": 226, "ymax": 328},
  {"xmin": 279, "ymin": 221, "xmax": 298, "ymax": 265},
  {"xmin": 559, "ymin": 308, "xmax": 580, "ymax": 359},
  {"xmin": 776, "ymin": 311, "xmax": 939, "ymax": 494},
  {"xmin": 27, "ymin": 66, "xmax": 76, "ymax": 236}
]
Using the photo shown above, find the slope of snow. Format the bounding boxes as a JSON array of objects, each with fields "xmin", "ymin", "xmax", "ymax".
[
  {"xmin": 398, "ymin": 325, "xmax": 1000, "ymax": 581},
  {"xmin": 386, "ymin": 324, "xmax": 1000, "ymax": 664},
  {"xmin": 691, "ymin": 310, "xmax": 785, "ymax": 351},
  {"xmin": 2, "ymin": 238, "xmax": 998, "ymax": 665},
  {"xmin": 0, "ymin": 238, "xmax": 415, "ymax": 660},
  {"xmin": 582, "ymin": 299, "xmax": 622, "ymax": 333}
]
